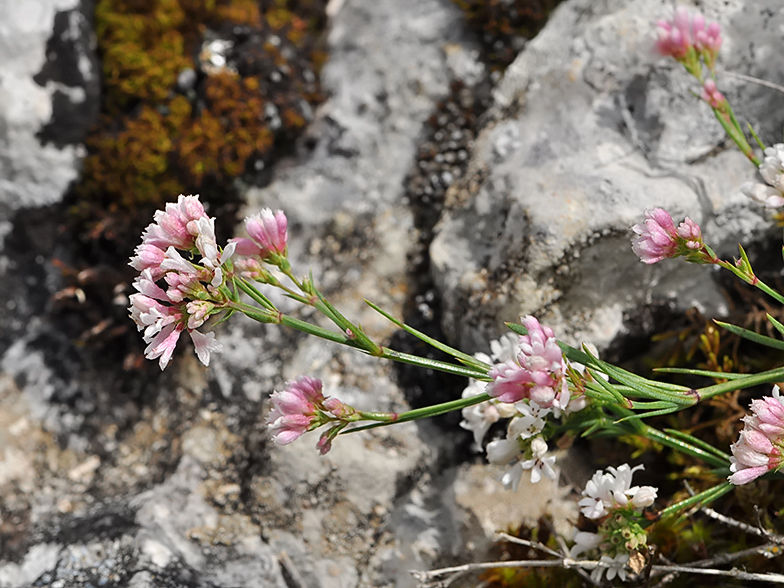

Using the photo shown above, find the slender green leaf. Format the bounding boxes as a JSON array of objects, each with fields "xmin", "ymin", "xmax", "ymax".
[
  {"xmin": 663, "ymin": 429, "xmax": 732, "ymax": 463},
  {"xmin": 613, "ymin": 406, "xmax": 682, "ymax": 422},
  {"xmin": 380, "ymin": 348, "xmax": 490, "ymax": 380},
  {"xmin": 659, "ymin": 482, "xmax": 733, "ymax": 521},
  {"xmin": 715, "ymin": 319, "xmax": 784, "ymax": 351},
  {"xmin": 644, "ymin": 426, "xmax": 730, "ymax": 468},
  {"xmin": 768, "ymin": 314, "xmax": 784, "ymax": 338},
  {"xmin": 749, "ymin": 122, "xmax": 766, "ymax": 152},
  {"xmin": 654, "ymin": 367, "xmax": 747, "ymax": 380},
  {"xmin": 369, "ymin": 300, "xmax": 492, "ymax": 372}
]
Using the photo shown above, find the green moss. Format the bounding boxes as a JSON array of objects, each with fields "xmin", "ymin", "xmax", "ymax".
[{"xmin": 73, "ymin": 0, "xmax": 328, "ymax": 245}]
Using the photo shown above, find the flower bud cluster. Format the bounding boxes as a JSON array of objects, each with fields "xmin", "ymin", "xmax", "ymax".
[
  {"xmin": 728, "ymin": 386, "xmax": 784, "ymax": 485},
  {"xmin": 631, "ymin": 208, "xmax": 716, "ymax": 265},
  {"xmin": 267, "ymin": 376, "xmax": 355, "ymax": 453},
  {"xmin": 230, "ymin": 208, "xmax": 289, "ymax": 273},
  {"xmin": 741, "ymin": 144, "xmax": 784, "ymax": 210},
  {"xmin": 128, "ymin": 195, "xmax": 233, "ymax": 369},
  {"xmin": 655, "ymin": 7, "xmax": 722, "ymax": 75},
  {"xmin": 571, "ymin": 464, "xmax": 657, "ymax": 583}
]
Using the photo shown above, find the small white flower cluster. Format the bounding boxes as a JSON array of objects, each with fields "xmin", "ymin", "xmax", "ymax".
[
  {"xmin": 742, "ymin": 144, "xmax": 784, "ymax": 209},
  {"xmin": 571, "ymin": 464, "xmax": 657, "ymax": 583}
]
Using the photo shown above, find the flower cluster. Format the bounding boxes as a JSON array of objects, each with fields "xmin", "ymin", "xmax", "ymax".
[
  {"xmin": 655, "ymin": 7, "xmax": 722, "ymax": 75},
  {"xmin": 267, "ymin": 376, "xmax": 354, "ymax": 454},
  {"xmin": 728, "ymin": 386, "xmax": 784, "ymax": 485},
  {"xmin": 571, "ymin": 464, "xmax": 657, "ymax": 583},
  {"xmin": 487, "ymin": 316, "xmax": 570, "ymax": 410},
  {"xmin": 461, "ymin": 321, "xmax": 587, "ymax": 489},
  {"xmin": 741, "ymin": 144, "xmax": 784, "ymax": 209},
  {"xmin": 128, "ymin": 196, "xmax": 292, "ymax": 370},
  {"xmin": 631, "ymin": 208, "xmax": 715, "ymax": 265},
  {"xmin": 128, "ymin": 195, "xmax": 234, "ymax": 369}
]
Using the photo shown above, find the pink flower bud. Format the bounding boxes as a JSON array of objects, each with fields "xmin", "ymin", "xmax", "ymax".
[
  {"xmin": 700, "ymin": 79, "xmax": 726, "ymax": 109},
  {"xmin": 631, "ymin": 208, "xmax": 678, "ymax": 264},
  {"xmin": 244, "ymin": 208, "xmax": 288, "ymax": 258}
]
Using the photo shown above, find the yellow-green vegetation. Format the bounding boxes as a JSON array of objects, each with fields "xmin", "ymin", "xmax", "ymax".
[{"xmin": 74, "ymin": 0, "xmax": 327, "ymax": 244}]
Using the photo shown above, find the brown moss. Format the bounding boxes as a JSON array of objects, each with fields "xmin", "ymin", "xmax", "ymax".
[
  {"xmin": 452, "ymin": 0, "xmax": 564, "ymax": 70},
  {"xmin": 59, "ymin": 0, "xmax": 328, "ymax": 355}
]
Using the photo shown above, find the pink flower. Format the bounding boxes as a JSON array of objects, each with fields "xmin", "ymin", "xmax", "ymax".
[
  {"xmin": 140, "ymin": 194, "xmax": 209, "ymax": 251},
  {"xmin": 189, "ymin": 329, "xmax": 222, "ymax": 366},
  {"xmin": 631, "ymin": 209, "xmax": 713, "ymax": 264},
  {"xmin": 267, "ymin": 376, "xmax": 326, "ymax": 445},
  {"xmin": 729, "ymin": 387, "xmax": 784, "ymax": 485},
  {"xmin": 655, "ymin": 7, "xmax": 721, "ymax": 71},
  {"xmin": 233, "ymin": 208, "xmax": 288, "ymax": 261},
  {"xmin": 676, "ymin": 217, "xmax": 703, "ymax": 250},
  {"xmin": 631, "ymin": 208, "xmax": 678, "ymax": 264},
  {"xmin": 700, "ymin": 79, "xmax": 726, "ymax": 109},
  {"xmin": 144, "ymin": 322, "xmax": 185, "ymax": 370},
  {"xmin": 129, "ymin": 243, "xmax": 166, "ymax": 277},
  {"xmin": 487, "ymin": 317, "xmax": 569, "ymax": 409}
]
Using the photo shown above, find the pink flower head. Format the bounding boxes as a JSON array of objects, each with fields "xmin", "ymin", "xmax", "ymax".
[
  {"xmin": 631, "ymin": 208, "xmax": 678, "ymax": 264},
  {"xmin": 655, "ymin": 7, "xmax": 721, "ymax": 72},
  {"xmin": 242, "ymin": 208, "xmax": 288, "ymax": 259},
  {"xmin": 487, "ymin": 316, "xmax": 568, "ymax": 409},
  {"xmin": 700, "ymin": 79, "xmax": 726, "ymax": 110},
  {"xmin": 267, "ymin": 376, "xmax": 326, "ymax": 445},
  {"xmin": 141, "ymin": 195, "xmax": 209, "ymax": 251},
  {"xmin": 655, "ymin": 12, "xmax": 690, "ymax": 60},
  {"xmin": 729, "ymin": 387, "xmax": 784, "ymax": 484}
]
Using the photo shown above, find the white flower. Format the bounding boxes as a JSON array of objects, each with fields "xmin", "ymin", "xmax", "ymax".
[
  {"xmin": 490, "ymin": 333, "xmax": 519, "ymax": 363},
  {"xmin": 591, "ymin": 553, "xmax": 630, "ymax": 583},
  {"xmin": 520, "ymin": 437, "xmax": 556, "ymax": 484},
  {"xmin": 569, "ymin": 531, "xmax": 602, "ymax": 559},
  {"xmin": 760, "ymin": 144, "xmax": 784, "ymax": 191},
  {"xmin": 579, "ymin": 464, "xmax": 654, "ymax": 520},
  {"xmin": 486, "ymin": 437, "xmax": 520, "ymax": 465},
  {"xmin": 742, "ymin": 143, "xmax": 784, "ymax": 209},
  {"xmin": 510, "ymin": 401, "xmax": 549, "ymax": 439},
  {"xmin": 460, "ymin": 380, "xmax": 500, "ymax": 448}
]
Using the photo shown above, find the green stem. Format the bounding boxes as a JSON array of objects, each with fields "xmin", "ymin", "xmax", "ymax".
[
  {"xmin": 714, "ymin": 103, "xmax": 761, "ymax": 166},
  {"xmin": 716, "ymin": 259, "xmax": 784, "ymax": 306},
  {"xmin": 342, "ymin": 393, "xmax": 493, "ymax": 434},
  {"xmin": 229, "ymin": 301, "xmax": 491, "ymax": 380},
  {"xmin": 235, "ymin": 277, "xmax": 277, "ymax": 310},
  {"xmin": 658, "ymin": 481, "xmax": 734, "ymax": 520},
  {"xmin": 698, "ymin": 365, "xmax": 784, "ymax": 401}
]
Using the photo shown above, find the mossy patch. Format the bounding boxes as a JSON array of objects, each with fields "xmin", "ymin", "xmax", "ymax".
[
  {"xmin": 451, "ymin": 0, "xmax": 564, "ymax": 70},
  {"xmin": 58, "ymin": 0, "xmax": 328, "ymax": 362}
]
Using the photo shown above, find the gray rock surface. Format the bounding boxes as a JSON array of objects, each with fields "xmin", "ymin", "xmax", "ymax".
[
  {"xmin": 431, "ymin": 0, "xmax": 784, "ymax": 352},
  {"xmin": 0, "ymin": 0, "xmax": 98, "ymax": 228},
  {"xmin": 3, "ymin": 0, "xmax": 784, "ymax": 586}
]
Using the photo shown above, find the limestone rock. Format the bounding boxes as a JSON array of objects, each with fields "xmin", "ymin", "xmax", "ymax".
[
  {"xmin": 0, "ymin": 0, "xmax": 98, "ymax": 223},
  {"xmin": 431, "ymin": 0, "xmax": 784, "ymax": 352}
]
